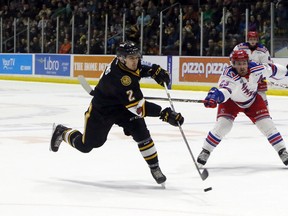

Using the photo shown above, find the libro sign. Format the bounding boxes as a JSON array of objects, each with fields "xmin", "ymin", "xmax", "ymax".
[{"xmin": 35, "ymin": 54, "xmax": 70, "ymax": 76}]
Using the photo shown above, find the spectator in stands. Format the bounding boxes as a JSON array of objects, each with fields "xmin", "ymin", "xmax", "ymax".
[
  {"xmin": 202, "ymin": 3, "xmax": 214, "ymax": 23},
  {"xmin": 20, "ymin": 3, "xmax": 32, "ymax": 18},
  {"xmin": 38, "ymin": 4, "xmax": 52, "ymax": 17},
  {"xmin": 248, "ymin": 15, "xmax": 259, "ymax": 31},
  {"xmin": 225, "ymin": 37, "xmax": 238, "ymax": 55},
  {"xmin": 157, "ymin": 0, "xmax": 171, "ymax": 12},
  {"xmin": 0, "ymin": 5, "xmax": 11, "ymax": 19},
  {"xmin": 86, "ymin": 0, "xmax": 96, "ymax": 13},
  {"xmin": 90, "ymin": 38, "xmax": 103, "ymax": 54},
  {"xmin": 37, "ymin": 12, "xmax": 49, "ymax": 30},
  {"xmin": 46, "ymin": 36, "xmax": 56, "ymax": 53},
  {"xmin": 136, "ymin": 9, "xmax": 151, "ymax": 28},
  {"xmin": 182, "ymin": 5, "xmax": 199, "ymax": 25},
  {"xmin": 275, "ymin": 1, "xmax": 288, "ymax": 20},
  {"xmin": 17, "ymin": 38, "xmax": 27, "ymax": 53},
  {"xmin": 125, "ymin": 6, "xmax": 137, "ymax": 25},
  {"xmin": 147, "ymin": 0, "xmax": 158, "ymax": 19},
  {"xmin": 0, "ymin": 0, "xmax": 280, "ymax": 56},
  {"xmin": 183, "ymin": 42, "xmax": 198, "ymax": 56},
  {"xmin": 256, "ymin": 14, "xmax": 265, "ymax": 33},
  {"xmin": 75, "ymin": 35, "xmax": 87, "ymax": 54},
  {"xmin": 226, "ymin": 16, "xmax": 239, "ymax": 38},
  {"xmin": 217, "ymin": 6, "xmax": 232, "ymax": 30},
  {"xmin": 165, "ymin": 6, "xmax": 181, "ymax": 27},
  {"xmin": 238, "ymin": 13, "xmax": 246, "ymax": 37},
  {"xmin": 30, "ymin": 36, "xmax": 41, "ymax": 53},
  {"xmin": 59, "ymin": 38, "xmax": 71, "ymax": 54},
  {"xmin": 163, "ymin": 21, "xmax": 178, "ymax": 54},
  {"xmin": 146, "ymin": 39, "xmax": 159, "ymax": 55},
  {"xmin": 205, "ymin": 38, "xmax": 221, "ymax": 56},
  {"xmin": 208, "ymin": 28, "xmax": 220, "ymax": 43}
]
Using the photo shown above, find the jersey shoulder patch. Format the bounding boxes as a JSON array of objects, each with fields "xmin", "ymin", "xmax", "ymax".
[
  {"xmin": 223, "ymin": 66, "xmax": 241, "ymax": 81},
  {"xmin": 121, "ymin": 75, "xmax": 132, "ymax": 86}
]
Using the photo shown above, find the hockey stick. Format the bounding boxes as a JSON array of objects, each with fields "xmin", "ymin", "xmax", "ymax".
[
  {"xmin": 78, "ymin": 75, "xmax": 205, "ymax": 103},
  {"xmin": 78, "ymin": 75, "xmax": 94, "ymax": 95},
  {"xmin": 265, "ymin": 80, "xmax": 288, "ymax": 89},
  {"xmin": 163, "ymin": 82, "xmax": 209, "ymax": 181},
  {"xmin": 145, "ymin": 96, "xmax": 205, "ymax": 103}
]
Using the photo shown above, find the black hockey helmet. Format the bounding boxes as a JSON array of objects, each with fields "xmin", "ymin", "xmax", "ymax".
[{"xmin": 116, "ymin": 41, "xmax": 141, "ymax": 58}]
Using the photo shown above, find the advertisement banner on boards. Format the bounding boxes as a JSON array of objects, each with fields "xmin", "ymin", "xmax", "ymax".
[
  {"xmin": 0, "ymin": 54, "xmax": 32, "ymax": 74},
  {"xmin": 179, "ymin": 57, "xmax": 230, "ymax": 83},
  {"xmin": 35, "ymin": 54, "xmax": 70, "ymax": 76},
  {"xmin": 73, "ymin": 55, "xmax": 114, "ymax": 78},
  {"xmin": 140, "ymin": 55, "xmax": 169, "ymax": 84}
]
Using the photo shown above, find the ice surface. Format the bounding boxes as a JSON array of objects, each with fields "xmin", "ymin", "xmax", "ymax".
[{"xmin": 1, "ymin": 80, "xmax": 288, "ymax": 216}]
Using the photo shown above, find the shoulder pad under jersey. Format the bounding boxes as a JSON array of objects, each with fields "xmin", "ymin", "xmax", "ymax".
[
  {"xmin": 237, "ymin": 42, "xmax": 250, "ymax": 49},
  {"xmin": 255, "ymin": 43, "xmax": 269, "ymax": 53},
  {"xmin": 248, "ymin": 61, "xmax": 265, "ymax": 73}
]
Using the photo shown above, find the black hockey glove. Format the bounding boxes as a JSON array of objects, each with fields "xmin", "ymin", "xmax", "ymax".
[
  {"xmin": 123, "ymin": 128, "xmax": 131, "ymax": 136},
  {"xmin": 149, "ymin": 64, "xmax": 170, "ymax": 87},
  {"xmin": 160, "ymin": 107, "xmax": 184, "ymax": 126}
]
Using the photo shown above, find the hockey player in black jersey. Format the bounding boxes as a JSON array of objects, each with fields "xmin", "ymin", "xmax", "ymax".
[{"xmin": 50, "ymin": 41, "xmax": 184, "ymax": 186}]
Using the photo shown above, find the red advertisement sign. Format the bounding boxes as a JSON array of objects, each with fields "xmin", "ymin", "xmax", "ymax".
[{"xmin": 179, "ymin": 57, "xmax": 230, "ymax": 83}]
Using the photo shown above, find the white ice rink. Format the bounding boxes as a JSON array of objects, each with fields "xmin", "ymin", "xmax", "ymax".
[{"xmin": 1, "ymin": 80, "xmax": 288, "ymax": 216}]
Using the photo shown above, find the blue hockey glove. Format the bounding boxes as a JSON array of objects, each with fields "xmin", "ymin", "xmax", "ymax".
[{"xmin": 204, "ymin": 87, "xmax": 224, "ymax": 108}]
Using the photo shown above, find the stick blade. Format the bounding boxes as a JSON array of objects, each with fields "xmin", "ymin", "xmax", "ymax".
[
  {"xmin": 77, "ymin": 75, "xmax": 94, "ymax": 95},
  {"xmin": 200, "ymin": 168, "xmax": 209, "ymax": 180}
]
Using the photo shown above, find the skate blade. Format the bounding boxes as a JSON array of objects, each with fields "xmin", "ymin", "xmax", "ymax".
[
  {"xmin": 49, "ymin": 123, "xmax": 56, "ymax": 151},
  {"xmin": 160, "ymin": 182, "xmax": 166, "ymax": 189}
]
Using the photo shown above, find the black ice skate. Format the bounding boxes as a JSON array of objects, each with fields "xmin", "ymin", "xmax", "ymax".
[
  {"xmin": 150, "ymin": 167, "xmax": 166, "ymax": 187},
  {"xmin": 278, "ymin": 148, "xmax": 288, "ymax": 165},
  {"xmin": 197, "ymin": 148, "xmax": 211, "ymax": 166},
  {"xmin": 50, "ymin": 124, "xmax": 70, "ymax": 152}
]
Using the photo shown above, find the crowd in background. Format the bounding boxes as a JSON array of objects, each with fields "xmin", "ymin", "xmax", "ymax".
[{"xmin": 0, "ymin": 0, "xmax": 287, "ymax": 56}]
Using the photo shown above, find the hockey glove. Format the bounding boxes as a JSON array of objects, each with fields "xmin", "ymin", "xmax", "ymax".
[
  {"xmin": 160, "ymin": 107, "xmax": 184, "ymax": 126},
  {"xmin": 149, "ymin": 64, "xmax": 170, "ymax": 87},
  {"xmin": 257, "ymin": 79, "xmax": 268, "ymax": 91},
  {"xmin": 123, "ymin": 128, "xmax": 131, "ymax": 136},
  {"xmin": 204, "ymin": 87, "xmax": 224, "ymax": 108}
]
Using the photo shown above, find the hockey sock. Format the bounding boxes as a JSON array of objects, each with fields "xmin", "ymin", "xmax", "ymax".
[{"xmin": 137, "ymin": 137, "xmax": 159, "ymax": 168}]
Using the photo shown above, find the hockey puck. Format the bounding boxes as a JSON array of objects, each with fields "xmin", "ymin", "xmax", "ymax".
[{"xmin": 204, "ymin": 187, "xmax": 212, "ymax": 192}]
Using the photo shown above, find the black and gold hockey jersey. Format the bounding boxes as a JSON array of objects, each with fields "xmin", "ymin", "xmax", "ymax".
[{"xmin": 92, "ymin": 58, "xmax": 161, "ymax": 117}]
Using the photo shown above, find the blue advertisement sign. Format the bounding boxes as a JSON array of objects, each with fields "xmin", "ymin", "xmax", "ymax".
[
  {"xmin": 0, "ymin": 54, "xmax": 32, "ymax": 74},
  {"xmin": 35, "ymin": 54, "xmax": 70, "ymax": 76},
  {"xmin": 167, "ymin": 55, "xmax": 172, "ymax": 89}
]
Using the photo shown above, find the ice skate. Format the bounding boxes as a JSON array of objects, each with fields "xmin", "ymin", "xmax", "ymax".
[
  {"xmin": 278, "ymin": 148, "xmax": 288, "ymax": 165},
  {"xmin": 197, "ymin": 148, "xmax": 211, "ymax": 166},
  {"xmin": 150, "ymin": 167, "xmax": 166, "ymax": 188},
  {"xmin": 50, "ymin": 124, "xmax": 70, "ymax": 152}
]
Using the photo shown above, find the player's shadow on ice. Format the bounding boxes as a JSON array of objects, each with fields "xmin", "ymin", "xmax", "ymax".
[
  {"xmin": 206, "ymin": 165, "xmax": 287, "ymax": 175},
  {"xmin": 58, "ymin": 178, "xmax": 164, "ymax": 190}
]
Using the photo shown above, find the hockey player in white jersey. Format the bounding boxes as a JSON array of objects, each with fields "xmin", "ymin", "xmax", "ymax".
[
  {"xmin": 233, "ymin": 31, "xmax": 272, "ymax": 106},
  {"xmin": 197, "ymin": 50, "xmax": 288, "ymax": 166}
]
